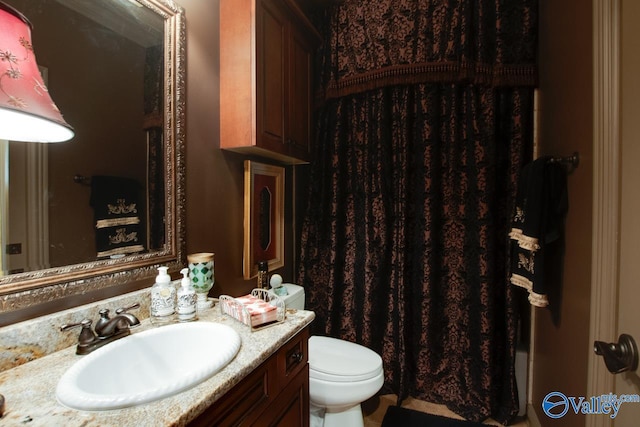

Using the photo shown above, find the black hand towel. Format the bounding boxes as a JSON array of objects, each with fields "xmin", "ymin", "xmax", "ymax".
[
  {"xmin": 90, "ymin": 175, "xmax": 145, "ymax": 258},
  {"xmin": 509, "ymin": 157, "xmax": 568, "ymax": 307}
]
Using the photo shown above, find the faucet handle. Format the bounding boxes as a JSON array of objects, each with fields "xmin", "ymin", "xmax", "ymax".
[
  {"xmin": 94, "ymin": 309, "xmax": 111, "ymax": 335},
  {"xmin": 116, "ymin": 302, "xmax": 140, "ymax": 315},
  {"xmin": 61, "ymin": 319, "xmax": 96, "ymax": 348},
  {"xmin": 61, "ymin": 318, "xmax": 92, "ymax": 332}
]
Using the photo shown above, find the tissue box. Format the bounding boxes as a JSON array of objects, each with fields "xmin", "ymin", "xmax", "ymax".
[
  {"xmin": 234, "ymin": 294, "xmax": 277, "ymax": 326},
  {"xmin": 219, "ymin": 289, "xmax": 284, "ymax": 330}
]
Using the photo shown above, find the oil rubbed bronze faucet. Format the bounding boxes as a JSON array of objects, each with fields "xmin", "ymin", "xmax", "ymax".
[{"xmin": 61, "ymin": 303, "xmax": 141, "ymax": 355}]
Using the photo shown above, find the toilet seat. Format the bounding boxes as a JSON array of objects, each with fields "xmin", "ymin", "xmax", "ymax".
[{"xmin": 309, "ymin": 336, "xmax": 383, "ymax": 382}]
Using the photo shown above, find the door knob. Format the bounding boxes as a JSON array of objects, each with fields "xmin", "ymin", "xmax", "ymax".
[{"xmin": 594, "ymin": 334, "xmax": 639, "ymax": 374}]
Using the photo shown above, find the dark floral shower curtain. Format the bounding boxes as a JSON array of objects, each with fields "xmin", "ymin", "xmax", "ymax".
[{"xmin": 298, "ymin": 0, "xmax": 536, "ymax": 424}]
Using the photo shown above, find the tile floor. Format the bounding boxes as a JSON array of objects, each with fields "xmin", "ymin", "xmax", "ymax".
[{"xmin": 362, "ymin": 394, "xmax": 530, "ymax": 427}]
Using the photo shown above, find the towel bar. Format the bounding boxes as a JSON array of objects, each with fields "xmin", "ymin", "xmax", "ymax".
[
  {"xmin": 73, "ymin": 174, "xmax": 91, "ymax": 186},
  {"xmin": 548, "ymin": 152, "xmax": 579, "ymax": 173}
]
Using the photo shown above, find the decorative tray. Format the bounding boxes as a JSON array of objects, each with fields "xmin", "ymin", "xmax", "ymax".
[{"xmin": 219, "ymin": 288, "xmax": 285, "ymax": 331}]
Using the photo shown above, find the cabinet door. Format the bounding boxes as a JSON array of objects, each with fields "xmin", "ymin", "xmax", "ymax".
[
  {"xmin": 264, "ymin": 365, "xmax": 310, "ymax": 427},
  {"xmin": 221, "ymin": 0, "xmax": 319, "ymax": 164},
  {"xmin": 189, "ymin": 358, "xmax": 276, "ymax": 427},
  {"xmin": 286, "ymin": 22, "xmax": 314, "ymax": 162},
  {"xmin": 257, "ymin": 0, "xmax": 287, "ymax": 152}
]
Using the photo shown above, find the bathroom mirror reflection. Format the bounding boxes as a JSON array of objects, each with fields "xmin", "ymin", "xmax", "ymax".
[{"xmin": 0, "ymin": 0, "xmax": 185, "ymax": 311}]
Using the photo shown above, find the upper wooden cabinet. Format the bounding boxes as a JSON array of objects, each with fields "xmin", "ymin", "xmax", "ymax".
[{"xmin": 220, "ymin": 0, "xmax": 321, "ymax": 164}]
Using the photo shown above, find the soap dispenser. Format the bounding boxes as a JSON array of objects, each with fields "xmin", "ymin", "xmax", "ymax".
[
  {"xmin": 177, "ymin": 267, "xmax": 197, "ymax": 322},
  {"xmin": 150, "ymin": 266, "xmax": 176, "ymax": 325}
]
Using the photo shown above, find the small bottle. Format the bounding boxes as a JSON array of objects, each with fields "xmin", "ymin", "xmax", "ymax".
[
  {"xmin": 150, "ymin": 266, "xmax": 176, "ymax": 325},
  {"xmin": 257, "ymin": 261, "xmax": 269, "ymax": 289},
  {"xmin": 177, "ymin": 267, "xmax": 197, "ymax": 322}
]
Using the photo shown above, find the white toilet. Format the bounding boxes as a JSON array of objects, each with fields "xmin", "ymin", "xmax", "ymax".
[{"xmin": 275, "ymin": 283, "xmax": 384, "ymax": 427}]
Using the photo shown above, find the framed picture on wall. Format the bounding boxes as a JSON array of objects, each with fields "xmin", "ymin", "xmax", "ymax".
[{"xmin": 243, "ymin": 160, "xmax": 285, "ymax": 279}]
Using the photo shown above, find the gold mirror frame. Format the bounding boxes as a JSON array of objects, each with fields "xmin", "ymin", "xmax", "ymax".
[{"xmin": 0, "ymin": 0, "xmax": 186, "ymax": 314}]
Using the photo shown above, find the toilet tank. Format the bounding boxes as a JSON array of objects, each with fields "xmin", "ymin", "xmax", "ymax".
[{"xmin": 279, "ymin": 283, "xmax": 305, "ymax": 310}]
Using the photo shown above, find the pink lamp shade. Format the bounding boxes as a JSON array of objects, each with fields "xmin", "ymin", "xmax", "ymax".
[{"xmin": 0, "ymin": 1, "xmax": 74, "ymax": 142}]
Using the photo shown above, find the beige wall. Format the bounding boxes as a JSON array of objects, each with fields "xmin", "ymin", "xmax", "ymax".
[
  {"xmin": 533, "ymin": 1, "xmax": 594, "ymax": 425},
  {"xmin": 177, "ymin": 0, "xmax": 301, "ymax": 297}
]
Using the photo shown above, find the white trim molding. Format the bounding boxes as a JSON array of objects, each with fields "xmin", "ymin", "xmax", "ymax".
[{"xmin": 587, "ymin": 2, "xmax": 620, "ymax": 427}]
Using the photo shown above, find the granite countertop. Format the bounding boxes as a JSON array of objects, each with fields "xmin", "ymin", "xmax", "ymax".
[{"xmin": 0, "ymin": 305, "xmax": 315, "ymax": 426}]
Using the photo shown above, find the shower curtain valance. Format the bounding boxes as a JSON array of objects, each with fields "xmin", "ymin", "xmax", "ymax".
[{"xmin": 315, "ymin": 0, "xmax": 538, "ymax": 102}]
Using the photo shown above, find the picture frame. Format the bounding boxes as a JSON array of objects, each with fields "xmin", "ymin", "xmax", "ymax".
[{"xmin": 243, "ymin": 161, "xmax": 285, "ymax": 279}]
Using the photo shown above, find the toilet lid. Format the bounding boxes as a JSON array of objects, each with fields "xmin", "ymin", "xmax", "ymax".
[{"xmin": 308, "ymin": 336, "xmax": 383, "ymax": 382}]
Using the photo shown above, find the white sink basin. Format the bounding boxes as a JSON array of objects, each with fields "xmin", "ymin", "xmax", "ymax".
[{"xmin": 56, "ymin": 321, "xmax": 241, "ymax": 411}]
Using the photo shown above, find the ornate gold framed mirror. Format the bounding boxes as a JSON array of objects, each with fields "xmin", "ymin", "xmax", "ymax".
[{"xmin": 0, "ymin": 0, "xmax": 185, "ymax": 314}]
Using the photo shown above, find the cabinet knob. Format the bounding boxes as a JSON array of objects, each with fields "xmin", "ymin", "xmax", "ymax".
[{"xmin": 288, "ymin": 350, "xmax": 303, "ymax": 365}]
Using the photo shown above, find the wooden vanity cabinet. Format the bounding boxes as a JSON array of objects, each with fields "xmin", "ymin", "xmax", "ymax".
[
  {"xmin": 220, "ymin": 0, "xmax": 321, "ymax": 164},
  {"xmin": 190, "ymin": 326, "xmax": 310, "ymax": 426}
]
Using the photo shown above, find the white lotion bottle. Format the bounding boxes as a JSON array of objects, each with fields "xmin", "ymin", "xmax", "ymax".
[
  {"xmin": 150, "ymin": 266, "xmax": 176, "ymax": 325},
  {"xmin": 177, "ymin": 267, "xmax": 197, "ymax": 322}
]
